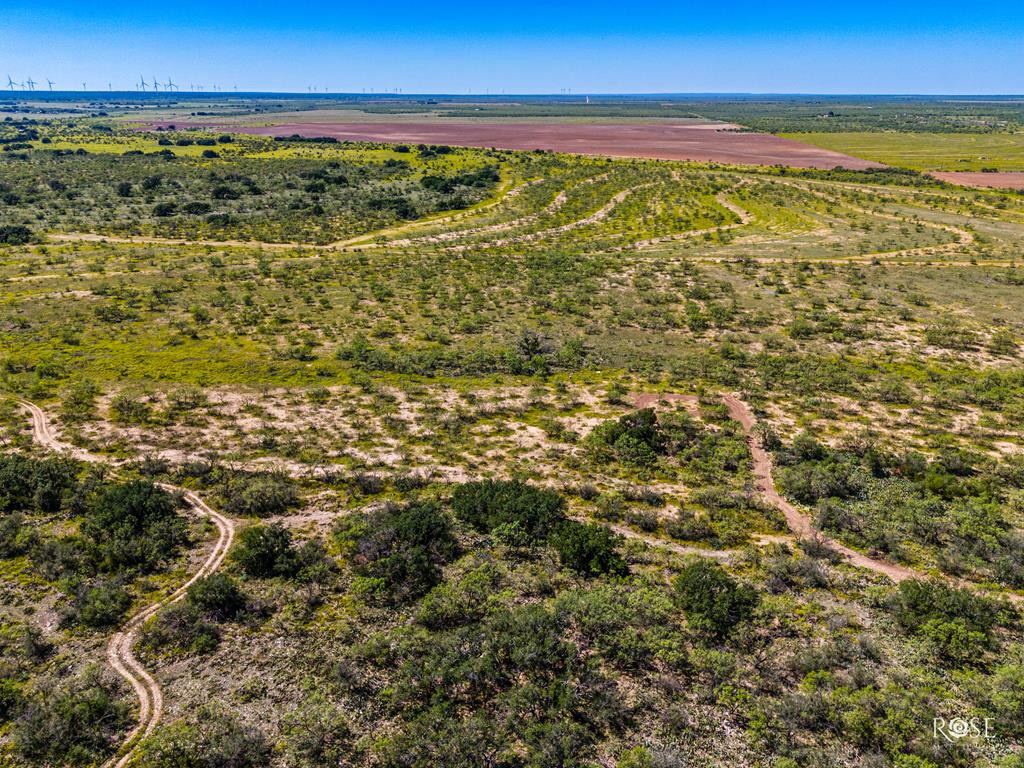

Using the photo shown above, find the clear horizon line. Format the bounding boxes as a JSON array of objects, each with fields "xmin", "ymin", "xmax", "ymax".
[{"xmin": 2, "ymin": 90, "xmax": 1024, "ymax": 98}]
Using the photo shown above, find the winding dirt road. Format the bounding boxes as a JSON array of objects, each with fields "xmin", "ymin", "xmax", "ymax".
[
  {"xmin": 16, "ymin": 399, "xmax": 235, "ymax": 768},
  {"xmin": 717, "ymin": 394, "xmax": 920, "ymax": 582},
  {"xmin": 635, "ymin": 392, "xmax": 1024, "ymax": 603},
  {"xmin": 625, "ymin": 188, "xmax": 754, "ymax": 251},
  {"xmin": 630, "ymin": 393, "xmax": 1024, "ymax": 606}
]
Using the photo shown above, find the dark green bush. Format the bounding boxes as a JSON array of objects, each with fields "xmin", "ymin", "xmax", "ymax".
[
  {"xmin": 585, "ymin": 408, "xmax": 670, "ymax": 467},
  {"xmin": 186, "ymin": 573, "xmax": 245, "ymax": 620},
  {"xmin": 887, "ymin": 579, "xmax": 1010, "ymax": 665},
  {"xmin": 0, "ymin": 224, "xmax": 33, "ymax": 244},
  {"xmin": 62, "ymin": 579, "xmax": 132, "ymax": 629},
  {"xmin": 0, "ymin": 513, "xmax": 37, "ymax": 558},
  {"xmin": 223, "ymin": 475, "xmax": 299, "ymax": 518},
  {"xmin": 133, "ymin": 704, "xmax": 270, "ymax": 768},
  {"xmin": 674, "ymin": 561, "xmax": 759, "ymax": 639},
  {"xmin": 0, "ymin": 455, "xmax": 77, "ymax": 514},
  {"xmin": 550, "ymin": 521, "xmax": 627, "ymax": 577},
  {"xmin": 230, "ymin": 523, "xmax": 297, "ymax": 578},
  {"xmin": 83, "ymin": 481, "xmax": 186, "ymax": 573},
  {"xmin": 451, "ymin": 480, "xmax": 566, "ymax": 545},
  {"xmin": 334, "ymin": 501, "xmax": 458, "ymax": 603},
  {"xmin": 139, "ymin": 601, "xmax": 220, "ymax": 656}
]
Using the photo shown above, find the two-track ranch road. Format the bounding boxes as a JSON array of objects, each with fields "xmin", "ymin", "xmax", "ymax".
[
  {"xmin": 15, "ymin": 399, "xmax": 236, "ymax": 768},
  {"xmin": 633, "ymin": 392, "xmax": 1024, "ymax": 604}
]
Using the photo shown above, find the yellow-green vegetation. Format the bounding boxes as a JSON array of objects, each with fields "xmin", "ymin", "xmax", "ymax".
[
  {"xmin": 783, "ymin": 131, "xmax": 1024, "ymax": 171},
  {"xmin": 3, "ymin": 114, "xmax": 1024, "ymax": 768}
]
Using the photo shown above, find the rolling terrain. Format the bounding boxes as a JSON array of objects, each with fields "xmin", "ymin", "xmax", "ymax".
[{"xmin": 2, "ymin": 108, "xmax": 1024, "ymax": 768}]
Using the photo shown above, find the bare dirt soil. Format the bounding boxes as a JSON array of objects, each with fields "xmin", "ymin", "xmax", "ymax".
[
  {"xmin": 149, "ymin": 120, "xmax": 882, "ymax": 169},
  {"xmin": 931, "ymin": 171, "xmax": 1024, "ymax": 189}
]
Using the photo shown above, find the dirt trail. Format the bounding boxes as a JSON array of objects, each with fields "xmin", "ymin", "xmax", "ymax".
[
  {"xmin": 634, "ymin": 392, "xmax": 1021, "ymax": 604},
  {"xmin": 716, "ymin": 394, "xmax": 920, "ymax": 582},
  {"xmin": 15, "ymin": 399, "xmax": 235, "ymax": 768},
  {"xmin": 625, "ymin": 188, "xmax": 754, "ymax": 251},
  {"xmin": 335, "ymin": 177, "xmax": 543, "ymax": 247},
  {"xmin": 630, "ymin": 391, "xmax": 1015, "ymax": 602},
  {"xmin": 775, "ymin": 179, "xmax": 976, "ymax": 260},
  {"xmin": 41, "ymin": 177, "xmax": 597, "ymax": 254},
  {"xmin": 573, "ymin": 514, "xmax": 736, "ymax": 561},
  {"xmin": 388, "ymin": 185, "xmax": 571, "ymax": 246},
  {"xmin": 443, "ymin": 183, "xmax": 646, "ymax": 251},
  {"xmin": 38, "ymin": 177, "xmax": 977, "ymax": 263}
]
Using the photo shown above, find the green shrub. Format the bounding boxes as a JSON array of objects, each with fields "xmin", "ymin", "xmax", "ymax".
[
  {"xmin": 550, "ymin": 521, "xmax": 627, "ymax": 577},
  {"xmin": 585, "ymin": 409, "xmax": 665, "ymax": 466},
  {"xmin": 139, "ymin": 601, "xmax": 220, "ymax": 656},
  {"xmin": 617, "ymin": 746, "xmax": 654, "ymax": 768},
  {"xmin": 223, "ymin": 475, "xmax": 299, "ymax": 518},
  {"xmin": 451, "ymin": 480, "xmax": 566, "ymax": 544},
  {"xmin": 10, "ymin": 665, "xmax": 131, "ymax": 766},
  {"xmin": 187, "ymin": 573, "xmax": 245, "ymax": 620},
  {"xmin": 110, "ymin": 391, "xmax": 151, "ymax": 424},
  {"xmin": 230, "ymin": 523, "xmax": 297, "ymax": 578},
  {"xmin": 554, "ymin": 582, "xmax": 680, "ymax": 670},
  {"xmin": 334, "ymin": 501, "xmax": 458, "ymax": 603},
  {"xmin": 0, "ymin": 513, "xmax": 38, "ymax": 557},
  {"xmin": 613, "ymin": 434, "xmax": 658, "ymax": 467},
  {"xmin": 83, "ymin": 481, "xmax": 186, "ymax": 573},
  {"xmin": 987, "ymin": 647, "xmax": 1024, "ymax": 738},
  {"xmin": 133, "ymin": 704, "xmax": 270, "ymax": 768},
  {"xmin": 0, "ymin": 455, "xmax": 78, "ymax": 514},
  {"xmin": 139, "ymin": 574, "xmax": 245, "ymax": 656},
  {"xmin": 416, "ymin": 560, "xmax": 504, "ymax": 630},
  {"xmin": 0, "ymin": 677, "xmax": 22, "ymax": 723},
  {"xmin": 0, "ymin": 224, "xmax": 32, "ymax": 245},
  {"xmin": 63, "ymin": 579, "xmax": 131, "ymax": 629},
  {"xmin": 183, "ymin": 200, "xmax": 212, "ymax": 214},
  {"xmin": 674, "ymin": 561, "xmax": 759, "ymax": 639},
  {"xmin": 887, "ymin": 579, "xmax": 1009, "ymax": 665},
  {"xmin": 60, "ymin": 379, "xmax": 100, "ymax": 423},
  {"xmin": 279, "ymin": 693, "xmax": 353, "ymax": 767}
]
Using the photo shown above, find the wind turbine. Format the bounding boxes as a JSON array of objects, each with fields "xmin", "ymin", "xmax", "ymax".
[
  {"xmin": 81, "ymin": 82, "xmax": 87, "ymax": 91},
  {"xmin": 25, "ymin": 77, "xmax": 36, "ymax": 91},
  {"xmin": 5, "ymin": 75, "xmax": 16, "ymax": 92},
  {"xmin": 138, "ymin": 75, "xmax": 147, "ymax": 92},
  {"xmin": 152, "ymin": 76, "xmax": 160, "ymax": 92},
  {"xmin": 165, "ymin": 76, "xmax": 177, "ymax": 92},
  {"xmin": 47, "ymin": 78, "xmax": 55, "ymax": 91}
]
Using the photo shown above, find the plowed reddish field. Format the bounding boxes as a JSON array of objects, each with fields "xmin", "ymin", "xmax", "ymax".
[
  {"xmin": 151, "ymin": 120, "xmax": 882, "ymax": 169},
  {"xmin": 931, "ymin": 171, "xmax": 1024, "ymax": 189}
]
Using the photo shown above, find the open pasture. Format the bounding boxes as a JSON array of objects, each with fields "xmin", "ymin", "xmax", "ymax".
[{"xmin": 784, "ymin": 130, "xmax": 1024, "ymax": 171}]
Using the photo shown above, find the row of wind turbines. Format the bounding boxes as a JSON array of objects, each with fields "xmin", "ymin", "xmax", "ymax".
[
  {"xmin": 4, "ymin": 75, "xmax": 234, "ymax": 92},
  {"xmin": 137, "ymin": 76, "xmax": 179, "ymax": 92},
  {"xmin": 6, "ymin": 75, "xmax": 54, "ymax": 91}
]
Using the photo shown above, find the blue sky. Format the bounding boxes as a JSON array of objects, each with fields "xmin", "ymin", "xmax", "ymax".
[{"xmin": 3, "ymin": 1, "xmax": 1023, "ymax": 93}]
